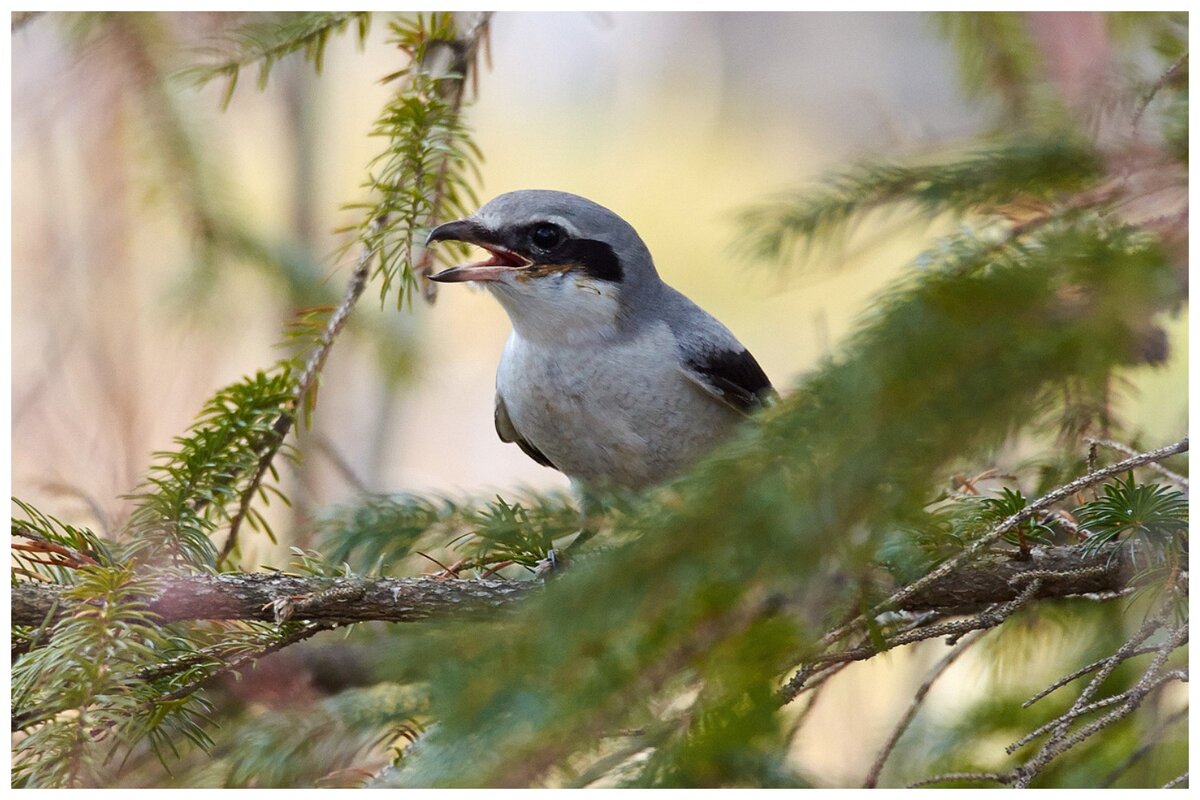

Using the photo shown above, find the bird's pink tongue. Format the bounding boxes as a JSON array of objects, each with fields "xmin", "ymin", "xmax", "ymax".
[{"xmin": 429, "ymin": 245, "xmax": 528, "ymax": 283}]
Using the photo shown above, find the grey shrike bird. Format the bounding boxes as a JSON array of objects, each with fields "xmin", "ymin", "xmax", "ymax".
[{"xmin": 426, "ymin": 189, "xmax": 774, "ymax": 493}]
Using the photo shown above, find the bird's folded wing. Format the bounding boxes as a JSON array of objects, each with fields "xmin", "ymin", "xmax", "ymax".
[
  {"xmin": 679, "ymin": 346, "xmax": 776, "ymax": 415},
  {"xmin": 494, "ymin": 393, "xmax": 558, "ymax": 469}
]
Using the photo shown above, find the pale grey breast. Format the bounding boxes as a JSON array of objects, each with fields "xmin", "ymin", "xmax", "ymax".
[{"xmin": 495, "ymin": 320, "xmax": 742, "ymax": 489}]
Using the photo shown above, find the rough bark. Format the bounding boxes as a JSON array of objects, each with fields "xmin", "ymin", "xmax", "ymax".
[{"xmin": 11, "ymin": 545, "xmax": 1132, "ymax": 629}]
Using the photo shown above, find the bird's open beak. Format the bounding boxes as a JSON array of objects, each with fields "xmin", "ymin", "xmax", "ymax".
[{"xmin": 425, "ymin": 220, "xmax": 530, "ymax": 283}]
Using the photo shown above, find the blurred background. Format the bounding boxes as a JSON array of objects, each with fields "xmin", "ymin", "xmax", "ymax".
[{"xmin": 10, "ymin": 12, "xmax": 1187, "ymax": 786}]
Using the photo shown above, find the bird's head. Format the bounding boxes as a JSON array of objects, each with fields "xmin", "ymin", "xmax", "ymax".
[{"xmin": 426, "ymin": 190, "xmax": 661, "ymax": 341}]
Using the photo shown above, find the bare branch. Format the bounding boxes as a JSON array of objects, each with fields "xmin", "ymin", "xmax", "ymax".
[
  {"xmin": 1023, "ymin": 644, "xmax": 1162, "ymax": 708},
  {"xmin": 1088, "ymin": 437, "xmax": 1189, "ymax": 489},
  {"xmin": 862, "ymin": 628, "xmax": 988, "ymax": 787},
  {"xmin": 1012, "ymin": 622, "xmax": 1189, "ymax": 788},
  {"xmin": 1008, "ymin": 674, "xmax": 1174, "ymax": 754},
  {"xmin": 1015, "ymin": 669, "xmax": 1187, "ymax": 786},
  {"xmin": 907, "ymin": 771, "xmax": 1014, "ymax": 788}
]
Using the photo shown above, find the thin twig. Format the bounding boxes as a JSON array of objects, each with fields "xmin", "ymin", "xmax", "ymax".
[
  {"xmin": 863, "ymin": 628, "xmax": 988, "ymax": 787},
  {"xmin": 785, "ymin": 670, "xmax": 836, "ymax": 738},
  {"xmin": 1101, "ymin": 706, "xmax": 1188, "ymax": 787},
  {"xmin": 1013, "ymin": 622, "xmax": 1189, "ymax": 788},
  {"xmin": 1016, "ymin": 669, "xmax": 1187, "ymax": 785},
  {"xmin": 1087, "ymin": 438, "xmax": 1188, "ymax": 489},
  {"xmin": 786, "ymin": 660, "xmax": 851, "ymax": 702},
  {"xmin": 1131, "ymin": 52, "xmax": 1188, "ymax": 135},
  {"xmin": 781, "ymin": 609, "xmax": 954, "ymax": 704},
  {"xmin": 152, "ymin": 622, "xmax": 330, "ymax": 704},
  {"xmin": 1057, "ymin": 607, "xmax": 1173, "ymax": 713},
  {"xmin": 311, "ymin": 433, "xmax": 372, "ymax": 493},
  {"xmin": 815, "ymin": 438, "xmax": 1188, "ymax": 651},
  {"xmin": 1162, "ymin": 772, "xmax": 1189, "ymax": 789},
  {"xmin": 907, "ymin": 771, "xmax": 1014, "ymax": 788},
  {"xmin": 1009, "ymin": 683, "xmax": 1157, "ymax": 754},
  {"xmin": 218, "ymin": 216, "xmax": 384, "ymax": 567},
  {"xmin": 411, "ymin": 12, "xmax": 492, "ymax": 303},
  {"xmin": 1024, "ymin": 644, "xmax": 1161, "ymax": 708},
  {"xmin": 1020, "ymin": 604, "xmax": 1174, "ymax": 765},
  {"xmin": 809, "ymin": 578, "xmax": 1042, "ymax": 668},
  {"xmin": 11, "ymin": 526, "xmax": 99, "ymax": 568}
]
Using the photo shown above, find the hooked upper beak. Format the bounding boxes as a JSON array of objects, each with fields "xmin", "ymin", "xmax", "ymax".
[{"xmin": 425, "ymin": 220, "xmax": 530, "ymax": 283}]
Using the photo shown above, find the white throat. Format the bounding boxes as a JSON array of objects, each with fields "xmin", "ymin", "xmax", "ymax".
[{"xmin": 487, "ymin": 275, "xmax": 623, "ymax": 347}]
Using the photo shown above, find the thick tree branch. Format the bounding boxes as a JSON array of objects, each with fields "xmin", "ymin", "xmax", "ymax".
[
  {"xmin": 12, "ymin": 544, "xmax": 1137, "ymax": 629},
  {"xmin": 12, "ymin": 572, "xmax": 532, "ymax": 627}
]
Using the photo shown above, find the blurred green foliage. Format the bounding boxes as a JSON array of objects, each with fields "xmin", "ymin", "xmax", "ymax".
[{"xmin": 10, "ymin": 10, "xmax": 1188, "ymax": 789}]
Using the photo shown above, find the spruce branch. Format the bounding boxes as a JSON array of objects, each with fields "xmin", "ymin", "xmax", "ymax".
[
  {"xmin": 12, "ymin": 566, "xmax": 213, "ymax": 787},
  {"xmin": 217, "ymin": 216, "xmax": 384, "ymax": 567},
  {"xmin": 122, "ymin": 367, "xmax": 297, "ymax": 567},
  {"xmin": 10, "ymin": 541, "xmax": 1146, "ymax": 640},
  {"xmin": 409, "ymin": 11, "xmax": 492, "ymax": 303},
  {"xmin": 181, "ymin": 12, "xmax": 372, "ymax": 108},
  {"xmin": 932, "ymin": 11, "xmax": 1040, "ymax": 119},
  {"xmin": 386, "ymin": 213, "xmax": 1183, "ymax": 786},
  {"xmin": 346, "ymin": 12, "xmax": 489, "ymax": 309},
  {"xmin": 734, "ymin": 137, "xmax": 1102, "ymax": 266},
  {"xmin": 813, "ymin": 437, "xmax": 1188, "ymax": 653}
]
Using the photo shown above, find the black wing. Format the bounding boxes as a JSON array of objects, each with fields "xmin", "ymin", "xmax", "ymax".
[
  {"xmin": 681, "ymin": 347, "xmax": 775, "ymax": 415},
  {"xmin": 494, "ymin": 394, "xmax": 557, "ymax": 469}
]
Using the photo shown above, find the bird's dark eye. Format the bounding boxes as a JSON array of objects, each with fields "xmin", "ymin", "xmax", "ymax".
[{"xmin": 529, "ymin": 223, "xmax": 564, "ymax": 251}]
